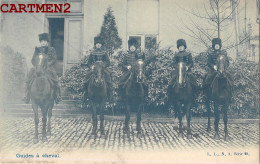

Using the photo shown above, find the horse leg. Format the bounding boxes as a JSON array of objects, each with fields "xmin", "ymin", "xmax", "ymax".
[
  {"xmin": 186, "ymin": 103, "xmax": 192, "ymax": 139},
  {"xmin": 47, "ymin": 100, "xmax": 54, "ymax": 136},
  {"xmin": 32, "ymin": 101, "xmax": 39, "ymax": 144},
  {"xmin": 41, "ymin": 105, "xmax": 48, "ymax": 142},
  {"xmin": 223, "ymin": 106, "xmax": 230, "ymax": 141},
  {"xmin": 136, "ymin": 104, "xmax": 142, "ymax": 137},
  {"xmin": 206, "ymin": 99, "xmax": 212, "ymax": 132},
  {"xmin": 100, "ymin": 102, "xmax": 105, "ymax": 136},
  {"xmin": 213, "ymin": 103, "xmax": 220, "ymax": 140},
  {"xmin": 177, "ymin": 104, "xmax": 184, "ymax": 138},
  {"xmin": 124, "ymin": 104, "xmax": 130, "ymax": 135},
  {"xmin": 91, "ymin": 103, "xmax": 97, "ymax": 135}
]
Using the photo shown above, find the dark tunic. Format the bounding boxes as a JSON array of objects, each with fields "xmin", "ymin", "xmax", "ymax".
[
  {"xmin": 118, "ymin": 51, "xmax": 148, "ymax": 100},
  {"xmin": 118, "ymin": 51, "xmax": 145, "ymax": 84},
  {"xmin": 204, "ymin": 48, "xmax": 232, "ymax": 88},
  {"xmin": 169, "ymin": 51, "xmax": 197, "ymax": 87},
  {"xmin": 83, "ymin": 48, "xmax": 112, "ymax": 92},
  {"xmin": 27, "ymin": 46, "xmax": 58, "ymax": 85}
]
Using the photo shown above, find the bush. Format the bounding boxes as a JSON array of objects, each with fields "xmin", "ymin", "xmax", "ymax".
[
  {"xmin": 0, "ymin": 46, "xmax": 27, "ymax": 102},
  {"xmin": 60, "ymin": 49, "xmax": 259, "ymax": 118}
]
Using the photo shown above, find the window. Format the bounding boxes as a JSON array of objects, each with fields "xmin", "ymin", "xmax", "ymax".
[
  {"xmin": 127, "ymin": 0, "xmax": 159, "ymax": 50},
  {"xmin": 145, "ymin": 36, "xmax": 157, "ymax": 50},
  {"xmin": 127, "ymin": 34, "xmax": 158, "ymax": 50}
]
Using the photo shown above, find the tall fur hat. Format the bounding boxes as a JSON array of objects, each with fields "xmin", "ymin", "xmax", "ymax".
[
  {"xmin": 212, "ymin": 38, "xmax": 222, "ymax": 49},
  {"xmin": 128, "ymin": 38, "xmax": 139, "ymax": 49},
  {"xmin": 94, "ymin": 36, "xmax": 104, "ymax": 45},
  {"xmin": 177, "ymin": 39, "xmax": 187, "ymax": 49},
  {"xmin": 39, "ymin": 33, "xmax": 49, "ymax": 42}
]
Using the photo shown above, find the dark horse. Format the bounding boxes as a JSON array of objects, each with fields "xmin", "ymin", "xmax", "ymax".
[
  {"xmin": 123, "ymin": 59, "xmax": 146, "ymax": 136},
  {"xmin": 205, "ymin": 54, "xmax": 232, "ymax": 141},
  {"xmin": 30, "ymin": 54, "xmax": 54, "ymax": 143},
  {"xmin": 167, "ymin": 62, "xmax": 194, "ymax": 139},
  {"xmin": 85, "ymin": 61, "xmax": 108, "ymax": 136}
]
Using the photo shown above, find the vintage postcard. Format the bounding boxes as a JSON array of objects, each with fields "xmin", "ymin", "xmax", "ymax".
[{"xmin": 0, "ymin": 0, "xmax": 259, "ymax": 163}]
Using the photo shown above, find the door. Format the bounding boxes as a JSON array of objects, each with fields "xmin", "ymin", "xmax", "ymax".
[
  {"xmin": 64, "ymin": 17, "xmax": 83, "ymax": 73},
  {"xmin": 48, "ymin": 18, "xmax": 65, "ymax": 77}
]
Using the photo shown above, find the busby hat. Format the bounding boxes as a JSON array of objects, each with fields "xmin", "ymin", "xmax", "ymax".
[
  {"xmin": 212, "ymin": 38, "xmax": 222, "ymax": 49},
  {"xmin": 177, "ymin": 39, "xmax": 187, "ymax": 49},
  {"xmin": 94, "ymin": 36, "xmax": 104, "ymax": 45},
  {"xmin": 128, "ymin": 38, "xmax": 139, "ymax": 49},
  {"xmin": 39, "ymin": 33, "xmax": 49, "ymax": 42}
]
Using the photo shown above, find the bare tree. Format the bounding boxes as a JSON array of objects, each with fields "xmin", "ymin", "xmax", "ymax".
[{"xmin": 176, "ymin": 0, "xmax": 249, "ymax": 52}]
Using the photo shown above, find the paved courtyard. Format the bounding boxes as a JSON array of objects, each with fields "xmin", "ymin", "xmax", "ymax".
[{"xmin": 0, "ymin": 115, "xmax": 259, "ymax": 153}]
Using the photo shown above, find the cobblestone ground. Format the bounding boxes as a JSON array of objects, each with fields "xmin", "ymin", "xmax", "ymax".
[{"xmin": 0, "ymin": 116, "xmax": 259, "ymax": 153}]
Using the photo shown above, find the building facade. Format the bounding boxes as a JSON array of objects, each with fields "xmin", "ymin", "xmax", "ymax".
[{"xmin": 1, "ymin": 0, "xmax": 259, "ymax": 75}]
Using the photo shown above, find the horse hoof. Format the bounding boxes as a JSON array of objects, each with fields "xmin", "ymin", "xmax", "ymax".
[
  {"xmin": 178, "ymin": 133, "xmax": 184, "ymax": 138},
  {"xmin": 100, "ymin": 130, "xmax": 105, "ymax": 136},
  {"xmin": 33, "ymin": 138, "xmax": 39, "ymax": 144},
  {"xmin": 123, "ymin": 127, "xmax": 129, "ymax": 134},
  {"xmin": 214, "ymin": 133, "xmax": 220, "ymax": 140},
  {"xmin": 137, "ymin": 131, "xmax": 142, "ymax": 138},
  {"xmin": 187, "ymin": 134, "xmax": 192, "ymax": 139},
  {"xmin": 91, "ymin": 130, "xmax": 97, "ymax": 136},
  {"xmin": 207, "ymin": 127, "xmax": 212, "ymax": 132},
  {"xmin": 42, "ymin": 136, "xmax": 48, "ymax": 142},
  {"xmin": 224, "ymin": 135, "xmax": 231, "ymax": 142},
  {"xmin": 173, "ymin": 126, "xmax": 178, "ymax": 130},
  {"xmin": 47, "ymin": 131, "xmax": 51, "ymax": 136}
]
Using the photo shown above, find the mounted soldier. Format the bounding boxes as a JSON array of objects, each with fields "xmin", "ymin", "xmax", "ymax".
[
  {"xmin": 23, "ymin": 33, "xmax": 62, "ymax": 104},
  {"xmin": 203, "ymin": 38, "xmax": 233, "ymax": 141},
  {"xmin": 118, "ymin": 38, "xmax": 147, "ymax": 101},
  {"xmin": 83, "ymin": 36, "xmax": 112, "ymax": 101},
  {"xmin": 168, "ymin": 39, "xmax": 198, "ymax": 99},
  {"xmin": 203, "ymin": 38, "xmax": 232, "ymax": 91}
]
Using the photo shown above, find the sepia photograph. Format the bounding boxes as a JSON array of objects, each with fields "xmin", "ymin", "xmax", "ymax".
[{"xmin": 0, "ymin": 0, "xmax": 259, "ymax": 163}]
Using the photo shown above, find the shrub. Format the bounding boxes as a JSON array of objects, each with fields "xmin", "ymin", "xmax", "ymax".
[
  {"xmin": 60, "ymin": 49, "xmax": 259, "ymax": 118},
  {"xmin": 0, "ymin": 46, "xmax": 26, "ymax": 102}
]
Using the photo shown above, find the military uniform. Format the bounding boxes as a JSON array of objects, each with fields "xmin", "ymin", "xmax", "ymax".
[
  {"xmin": 83, "ymin": 37, "xmax": 112, "ymax": 100},
  {"xmin": 169, "ymin": 51, "xmax": 198, "ymax": 91},
  {"xmin": 203, "ymin": 38, "xmax": 232, "ymax": 91},
  {"xmin": 118, "ymin": 39, "xmax": 147, "ymax": 101},
  {"xmin": 24, "ymin": 34, "xmax": 62, "ymax": 104},
  {"xmin": 168, "ymin": 39, "xmax": 198, "ymax": 95}
]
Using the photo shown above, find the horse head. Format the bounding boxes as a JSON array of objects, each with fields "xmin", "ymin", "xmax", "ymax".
[
  {"xmin": 35, "ymin": 53, "xmax": 48, "ymax": 77},
  {"xmin": 93, "ymin": 61, "xmax": 105, "ymax": 87},
  {"xmin": 216, "ymin": 54, "xmax": 227, "ymax": 75},
  {"xmin": 176, "ymin": 62, "xmax": 187, "ymax": 88},
  {"xmin": 133, "ymin": 59, "xmax": 145, "ymax": 83}
]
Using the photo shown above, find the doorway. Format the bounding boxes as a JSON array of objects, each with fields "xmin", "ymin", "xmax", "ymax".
[{"xmin": 48, "ymin": 18, "xmax": 64, "ymax": 77}]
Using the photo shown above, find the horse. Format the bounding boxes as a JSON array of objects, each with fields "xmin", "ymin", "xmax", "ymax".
[
  {"xmin": 123, "ymin": 59, "xmax": 146, "ymax": 137},
  {"xmin": 167, "ymin": 62, "xmax": 194, "ymax": 139},
  {"xmin": 30, "ymin": 54, "xmax": 54, "ymax": 143},
  {"xmin": 205, "ymin": 54, "xmax": 232, "ymax": 141},
  {"xmin": 85, "ymin": 61, "xmax": 108, "ymax": 136}
]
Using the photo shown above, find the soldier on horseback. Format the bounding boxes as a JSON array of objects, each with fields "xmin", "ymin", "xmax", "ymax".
[
  {"xmin": 118, "ymin": 38, "xmax": 147, "ymax": 101},
  {"xmin": 168, "ymin": 39, "xmax": 198, "ymax": 98},
  {"xmin": 23, "ymin": 33, "xmax": 62, "ymax": 104},
  {"xmin": 83, "ymin": 36, "xmax": 112, "ymax": 101},
  {"xmin": 203, "ymin": 38, "xmax": 232, "ymax": 92}
]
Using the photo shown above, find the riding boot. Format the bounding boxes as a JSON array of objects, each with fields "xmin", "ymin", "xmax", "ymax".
[
  {"xmin": 54, "ymin": 86, "xmax": 62, "ymax": 104},
  {"xmin": 24, "ymin": 90, "xmax": 31, "ymax": 104},
  {"xmin": 23, "ymin": 82, "xmax": 31, "ymax": 104},
  {"xmin": 107, "ymin": 83, "xmax": 113, "ymax": 102}
]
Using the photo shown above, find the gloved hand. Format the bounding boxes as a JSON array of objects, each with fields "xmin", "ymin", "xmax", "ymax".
[
  {"xmin": 213, "ymin": 65, "xmax": 217, "ymax": 71},
  {"xmin": 127, "ymin": 65, "xmax": 131, "ymax": 70}
]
